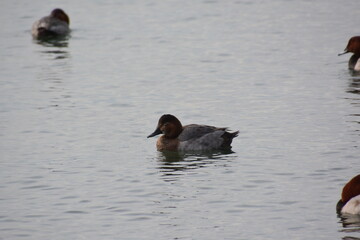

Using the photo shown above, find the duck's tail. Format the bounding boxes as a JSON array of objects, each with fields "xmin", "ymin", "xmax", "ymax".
[{"xmin": 221, "ymin": 130, "xmax": 239, "ymax": 148}]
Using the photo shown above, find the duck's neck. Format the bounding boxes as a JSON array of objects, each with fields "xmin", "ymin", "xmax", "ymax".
[
  {"xmin": 157, "ymin": 136, "xmax": 179, "ymax": 151},
  {"xmin": 336, "ymin": 199, "xmax": 345, "ymax": 214}
]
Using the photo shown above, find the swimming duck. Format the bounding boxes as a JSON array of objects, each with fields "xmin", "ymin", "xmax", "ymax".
[
  {"xmin": 336, "ymin": 174, "xmax": 360, "ymax": 215},
  {"xmin": 147, "ymin": 114, "xmax": 239, "ymax": 151},
  {"xmin": 32, "ymin": 8, "xmax": 70, "ymax": 39},
  {"xmin": 338, "ymin": 36, "xmax": 360, "ymax": 71}
]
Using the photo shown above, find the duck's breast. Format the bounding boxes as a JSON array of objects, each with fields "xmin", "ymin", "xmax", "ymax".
[
  {"xmin": 349, "ymin": 55, "xmax": 360, "ymax": 71},
  {"xmin": 31, "ymin": 19, "xmax": 42, "ymax": 37},
  {"xmin": 354, "ymin": 58, "xmax": 360, "ymax": 71},
  {"xmin": 342, "ymin": 195, "xmax": 360, "ymax": 215}
]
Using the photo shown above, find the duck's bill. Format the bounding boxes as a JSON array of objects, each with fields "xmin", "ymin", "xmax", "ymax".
[
  {"xmin": 147, "ymin": 128, "xmax": 162, "ymax": 138},
  {"xmin": 338, "ymin": 50, "xmax": 349, "ymax": 56}
]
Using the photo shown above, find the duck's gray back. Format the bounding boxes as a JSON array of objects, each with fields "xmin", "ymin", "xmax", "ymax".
[{"xmin": 178, "ymin": 124, "xmax": 225, "ymax": 141}]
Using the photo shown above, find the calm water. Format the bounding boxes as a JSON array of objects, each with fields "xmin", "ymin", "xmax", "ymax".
[{"xmin": 1, "ymin": 0, "xmax": 359, "ymax": 239}]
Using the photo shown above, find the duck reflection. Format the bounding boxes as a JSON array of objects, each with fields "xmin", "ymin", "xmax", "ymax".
[
  {"xmin": 338, "ymin": 213, "xmax": 360, "ymax": 235},
  {"xmin": 347, "ymin": 76, "xmax": 360, "ymax": 95},
  {"xmin": 157, "ymin": 150, "xmax": 235, "ymax": 181},
  {"xmin": 345, "ymin": 75, "xmax": 360, "ymax": 145},
  {"xmin": 339, "ymin": 213, "xmax": 360, "ymax": 239},
  {"xmin": 34, "ymin": 38, "xmax": 70, "ymax": 60},
  {"xmin": 342, "ymin": 237, "xmax": 360, "ymax": 240},
  {"xmin": 35, "ymin": 38, "xmax": 72, "ymax": 82},
  {"xmin": 33, "ymin": 35, "xmax": 73, "ymax": 109}
]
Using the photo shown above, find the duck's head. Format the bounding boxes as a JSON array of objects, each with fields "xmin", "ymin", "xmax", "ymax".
[
  {"xmin": 50, "ymin": 8, "xmax": 70, "ymax": 25},
  {"xmin": 337, "ymin": 174, "xmax": 360, "ymax": 213},
  {"xmin": 147, "ymin": 114, "xmax": 183, "ymax": 139},
  {"xmin": 339, "ymin": 36, "xmax": 360, "ymax": 56}
]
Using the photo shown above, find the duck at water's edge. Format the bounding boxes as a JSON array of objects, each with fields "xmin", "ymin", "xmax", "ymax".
[
  {"xmin": 32, "ymin": 8, "xmax": 70, "ymax": 40},
  {"xmin": 338, "ymin": 36, "xmax": 360, "ymax": 71},
  {"xmin": 147, "ymin": 114, "xmax": 239, "ymax": 152},
  {"xmin": 336, "ymin": 174, "xmax": 360, "ymax": 215}
]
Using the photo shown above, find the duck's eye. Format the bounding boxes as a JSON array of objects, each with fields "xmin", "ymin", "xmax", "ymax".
[{"xmin": 160, "ymin": 123, "xmax": 170, "ymax": 133}]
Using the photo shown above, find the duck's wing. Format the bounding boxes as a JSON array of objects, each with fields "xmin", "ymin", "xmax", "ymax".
[
  {"xmin": 32, "ymin": 16, "xmax": 69, "ymax": 37},
  {"xmin": 178, "ymin": 124, "xmax": 225, "ymax": 141},
  {"xmin": 179, "ymin": 130, "xmax": 226, "ymax": 151},
  {"xmin": 178, "ymin": 125, "xmax": 239, "ymax": 151}
]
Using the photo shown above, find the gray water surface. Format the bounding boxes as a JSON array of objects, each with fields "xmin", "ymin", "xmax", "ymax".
[{"xmin": 1, "ymin": 0, "xmax": 359, "ymax": 239}]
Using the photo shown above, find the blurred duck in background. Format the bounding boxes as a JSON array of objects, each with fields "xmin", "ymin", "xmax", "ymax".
[{"xmin": 32, "ymin": 8, "xmax": 70, "ymax": 40}]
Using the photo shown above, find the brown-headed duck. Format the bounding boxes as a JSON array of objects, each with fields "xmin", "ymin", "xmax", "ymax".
[
  {"xmin": 147, "ymin": 114, "xmax": 239, "ymax": 151},
  {"xmin": 32, "ymin": 8, "xmax": 70, "ymax": 39}
]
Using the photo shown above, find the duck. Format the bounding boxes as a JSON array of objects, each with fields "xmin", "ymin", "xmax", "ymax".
[
  {"xmin": 338, "ymin": 36, "xmax": 360, "ymax": 71},
  {"xmin": 32, "ymin": 8, "xmax": 70, "ymax": 39},
  {"xmin": 336, "ymin": 174, "xmax": 360, "ymax": 215},
  {"xmin": 147, "ymin": 114, "xmax": 239, "ymax": 151}
]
